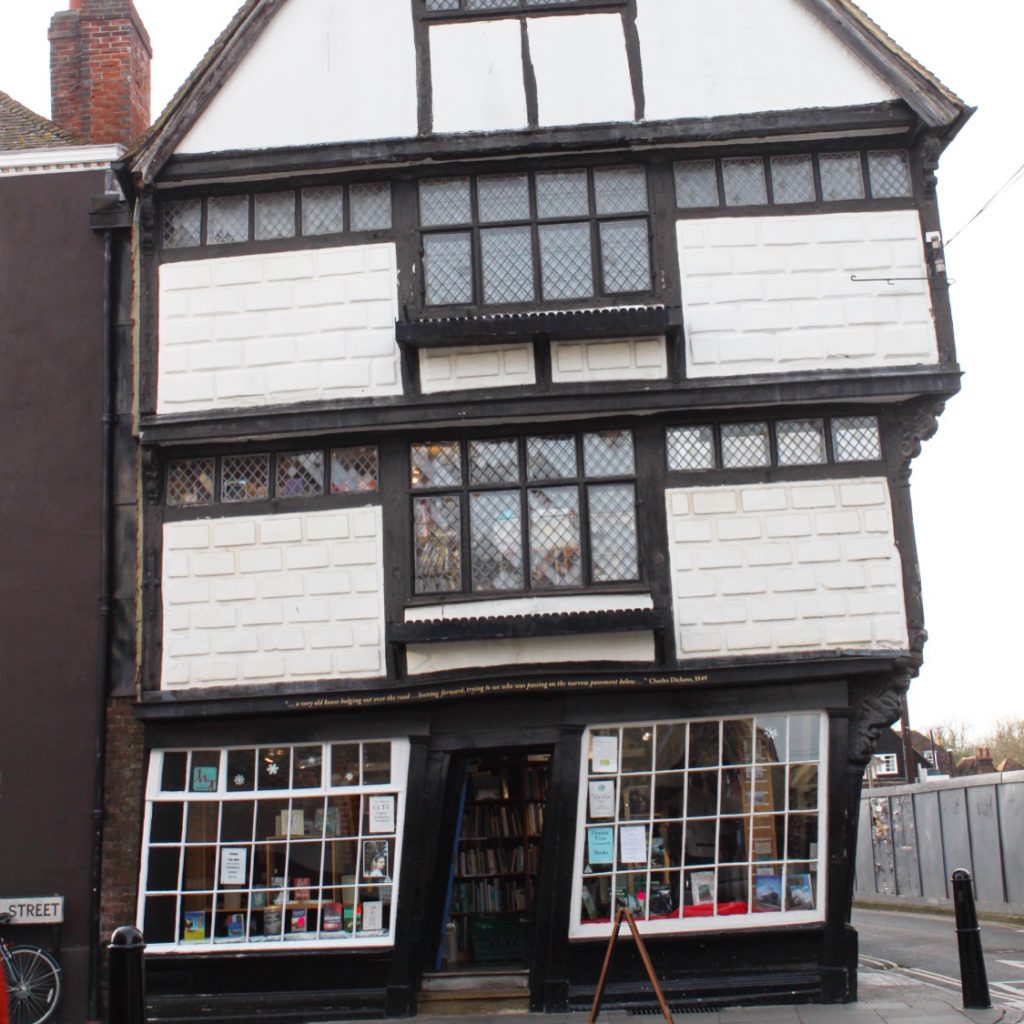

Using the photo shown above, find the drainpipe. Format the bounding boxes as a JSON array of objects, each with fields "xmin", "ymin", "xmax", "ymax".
[{"xmin": 88, "ymin": 228, "xmax": 117, "ymax": 1021}]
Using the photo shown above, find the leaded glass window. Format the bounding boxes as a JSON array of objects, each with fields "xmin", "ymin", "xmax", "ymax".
[
  {"xmin": 776, "ymin": 420, "xmax": 826, "ymax": 466},
  {"xmin": 819, "ymin": 153, "xmax": 865, "ymax": 202},
  {"xmin": 331, "ymin": 447, "xmax": 379, "ymax": 493},
  {"xmin": 221, "ymin": 454, "xmax": 270, "ymax": 503},
  {"xmin": 410, "ymin": 432, "xmax": 639, "ymax": 596},
  {"xmin": 666, "ymin": 427, "xmax": 715, "ymax": 471},
  {"xmin": 162, "ymin": 199, "xmax": 202, "ymax": 249},
  {"xmin": 276, "ymin": 451, "xmax": 325, "ymax": 499},
  {"xmin": 722, "ymin": 158, "xmax": 768, "ymax": 207},
  {"xmin": 674, "ymin": 161, "xmax": 719, "ymax": 209},
  {"xmin": 832, "ymin": 417, "xmax": 882, "ymax": 462},
  {"xmin": 419, "ymin": 165, "xmax": 653, "ymax": 309},
  {"xmin": 721, "ymin": 423, "xmax": 770, "ymax": 469},
  {"xmin": 301, "ymin": 187, "xmax": 345, "ymax": 237},
  {"xmin": 167, "ymin": 458, "xmax": 215, "ymax": 506},
  {"xmin": 255, "ymin": 192, "xmax": 296, "ymax": 241},
  {"xmin": 868, "ymin": 151, "xmax": 913, "ymax": 199},
  {"xmin": 207, "ymin": 195, "xmax": 250, "ymax": 245},
  {"xmin": 769, "ymin": 155, "xmax": 815, "ymax": 205}
]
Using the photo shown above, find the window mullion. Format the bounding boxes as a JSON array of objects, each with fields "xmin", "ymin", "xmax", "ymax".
[
  {"xmin": 529, "ymin": 174, "xmax": 543, "ymax": 302},
  {"xmin": 520, "ymin": 436, "xmax": 532, "ymax": 593},
  {"xmin": 586, "ymin": 169, "xmax": 602, "ymax": 299},
  {"xmin": 460, "ymin": 441, "xmax": 472, "ymax": 594},
  {"xmin": 576, "ymin": 434, "xmax": 593, "ymax": 588}
]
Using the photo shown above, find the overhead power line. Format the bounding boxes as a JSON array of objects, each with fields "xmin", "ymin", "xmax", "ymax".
[{"xmin": 946, "ymin": 158, "xmax": 1024, "ymax": 246}]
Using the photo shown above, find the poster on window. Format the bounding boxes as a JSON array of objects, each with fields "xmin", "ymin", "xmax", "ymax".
[
  {"xmin": 368, "ymin": 795, "xmax": 395, "ymax": 833},
  {"xmin": 587, "ymin": 827, "xmax": 614, "ymax": 866},
  {"xmin": 588, "ymin": 780, "xmax": 615, "ymax": 819},
  {"xmin": 220, "ymin": 847, "xmax": 247, "ymax": 886},
  {"xmin": 591, "ymin": 735, "xmax": 618, "ymax": 774},
  {"xmin": 618, "ymin": 825, "xmax": 647, "ymax": 865}
]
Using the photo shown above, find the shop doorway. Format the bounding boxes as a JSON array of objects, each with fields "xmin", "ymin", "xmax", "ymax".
[{"xmin": 434, "ymin": 748, "xmax": 552, "ymax": 971}]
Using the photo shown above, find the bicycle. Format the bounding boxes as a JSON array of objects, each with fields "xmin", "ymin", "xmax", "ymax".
[{"xmin": 0, "ymin": 912, "xmax": 61, "ymax": 1024}]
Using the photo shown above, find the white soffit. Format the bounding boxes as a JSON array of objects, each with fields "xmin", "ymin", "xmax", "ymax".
[
  {"xmin": 176, "ymin": 0, "xmax": 418, "ymax": 154},
  {"xmin": 637, "ymin": 0, "xmax": 899, "ymax": 123},
  {"xmin": 430, "ymin": 20, "xmax": 529, "ymax": 134},
  {"xmin": 527, "ymin": 14, "xmax": 634, "ymax": 127}
]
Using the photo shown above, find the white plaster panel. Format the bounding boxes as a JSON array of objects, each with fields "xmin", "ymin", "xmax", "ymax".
[
  {"xmin": 405, "ymin": 592, "xmax": 654, "ymax": 623},
  {"xmin": 418, "ymin": 344, "xmax": 536, "ymax": 394},
  {"xmin": 157, "ymin": 243, "xmax": 402, "ymax": 413},
  {"xmin": 551, "ymin": 337, "xmax": 667, "ymax": 383},
  {"xmin": 161, "ymin": 508, "xmax": 386, "ymax": 688},
  {"xmin": 430, "ymin": 21, "xmax": 528, "ymax": 135},
  {"xmin": 177, "ymin": 0, "xmax": 418, "ymax": 153},
  {"xmin": 637, "ymin": 0, "xmax": 897, "ymax": 123},
  {"xmin": 527, "ymin": 15, "xmax": 634, "ymax": 127},
  {"xmin": 406, "ymin": 632, "xmax": 656, "ymax": 675},
  {"xmin": 666, "ymin": 479, "xmax": 908, "ymax": 660},
  {"xmin": 677, "ymin": 211, "xmax": 938, "ymax": 377}
]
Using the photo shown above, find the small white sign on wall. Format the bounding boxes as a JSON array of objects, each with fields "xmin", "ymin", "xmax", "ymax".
[{"xmin": 0, "ymin": 897, "xmax": 64, "ymax": 924}]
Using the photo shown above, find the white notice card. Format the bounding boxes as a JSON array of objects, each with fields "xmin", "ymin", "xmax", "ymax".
[
  {"xmin": 368, "ymin": 796, "xmax": 396, "ymax": 834},
  {"xmin": 588, "ymin": 780, "xmax": 615, "ymax": 819},
  {"xmin": 619, "ymin": 825, "xmax": 648, "ymax": 865},
  {"xmin": 591, "ymin": 735, "xmax": 618, "ymax": 774},
  {"xmin": 362, "ymin": 900, "xmax": 383, "ymax": 932},
  {"xmin": 220, "ymin": 847, "xmax": 248, "ymax": 886}
]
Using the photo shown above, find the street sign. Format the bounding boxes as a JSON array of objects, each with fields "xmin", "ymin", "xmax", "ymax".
[{"xmin": 0, "ymin": 896, "xmax": 64, "ymax": 924}]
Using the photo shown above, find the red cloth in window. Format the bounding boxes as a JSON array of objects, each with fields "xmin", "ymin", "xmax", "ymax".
[
  {"xmin": 0, "ymin": 962, "xmax": 8, "ymax": 1024},
  {"xmin": 682, "ymin": 901, "xmax": 749, "ymax": 918}
]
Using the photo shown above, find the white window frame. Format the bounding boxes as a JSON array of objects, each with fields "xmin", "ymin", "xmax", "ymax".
[
  {"xmin": 872, "ymin": 753, "xmax": 899, "ymax": 777},
  {"xmin": 137, "ymin": 739, "xmax": 410, "ymax": 953},
  {"xmin": 569, "ymin": 713, "xmax": 829, "ymax": 939}
]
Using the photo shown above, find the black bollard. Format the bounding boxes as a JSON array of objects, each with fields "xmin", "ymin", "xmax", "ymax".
[
  {"xmin": 107, "ymin": 926, "xmax": 146, "ymax": 1024},
  {"xmin": 951, "ymin": 869, "xmax": 991, "ymax": 1009}
]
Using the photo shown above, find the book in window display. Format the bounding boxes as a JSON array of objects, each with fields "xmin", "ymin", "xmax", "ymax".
[
  {"xmin": 183, "ymin": 911, "xmax": 206, "ymax": 942},
  {"xmin": 786, "ymin": 873, "xmax": 814, "ymax": 911},
  {"xmin": 754, "ymin": 874, "xmax": 782, "ymax": 912},
  {"xmin": 321, "ymin": 902, "xmax": 343, "ymax": 933},
  {"xmin": 690, "ymin": 871, "xmax": 715, "ymax": 906},
  {"xmin": 225, "ymin": 913, "xmax": 245, "ymax": 939}
]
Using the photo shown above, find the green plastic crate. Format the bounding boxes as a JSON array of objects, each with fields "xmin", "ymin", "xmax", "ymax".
[{"xmin": 470, "ymin": 913, "xmax": 530, "ymax": 963}]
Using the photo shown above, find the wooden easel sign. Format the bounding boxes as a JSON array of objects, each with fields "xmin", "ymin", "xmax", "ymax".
[{"xmin": 589, "ymin": 907, "xmax": 675, "ymax": 1023}]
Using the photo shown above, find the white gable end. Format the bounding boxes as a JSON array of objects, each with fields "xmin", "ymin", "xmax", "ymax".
[
  {"xmin": 176, "ymin": 0, "xmax": 418, "ymax": 155},
  {"xmin": 637, "ymin": 0, "xmax": 899, "ymax": 123}
]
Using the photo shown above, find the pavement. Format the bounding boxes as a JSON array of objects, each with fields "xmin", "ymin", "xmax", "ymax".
[{"xmin": 349, "ymin": 964, "xmax": 1024, "ymax": 1024}]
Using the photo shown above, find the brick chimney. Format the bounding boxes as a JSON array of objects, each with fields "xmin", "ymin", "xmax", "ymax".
[{"xmin": 49, "ymin": 0, "xmax": 152, "ymax": 146}]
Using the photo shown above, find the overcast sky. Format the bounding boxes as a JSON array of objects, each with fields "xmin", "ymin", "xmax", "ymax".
[{"xmin": 2, "ymin": 1, "xmax": 1020, "ymax": 738}]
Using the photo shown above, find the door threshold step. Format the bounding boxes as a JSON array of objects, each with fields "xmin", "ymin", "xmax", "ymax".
[{"xmin": 421, "ymin": 969, "xmax": 529, "ymax": 993}]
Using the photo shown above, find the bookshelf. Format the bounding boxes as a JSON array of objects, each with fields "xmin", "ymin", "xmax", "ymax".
[{"xmin": 448, "ymin": 752, "xmax": 550, "ymax": 962}]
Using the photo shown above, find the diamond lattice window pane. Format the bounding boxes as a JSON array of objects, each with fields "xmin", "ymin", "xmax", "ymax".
[
  {"xmin": 527, "ymin": 436, "xmax": 577, "ymax": 480},
  {"xmin": 469, "ymin": 439, "xmax": 520, "ymax": 485},
  {"xmin": 481, "ymin": 226, "xmax": 535, "ymax": 304},
  {"xmin": 722, "ymin": 158, "xmax": 768, "ymax": 207},
  {"xmin": 832, "ymin": 416, "xmax": 881, "ymax": 462},
  {"xmin": 207, "ymin": 195, "xmax": 250, "ymax": 244},
  {"xmin": 255, "ymin": 192, "xmax": 295, "ymax": 240},
  {"xmin": 674, "ymin": 161, "xmax": 719, "ymax": 209},
  {"xmin": 276, "ymin": 451, "xmax": 324, "ymax": 498},
  {"xmin": 868, "ymin": 151, "xmax": 912, "ymax": 199},
  {"xmin": 594, "ymin": 166, "xmax": 648, "ymax": 215},
  {"xmin": 776, "ymin": 420, "xmax": 826, "ymax": 466},
  {"xmin": 467, "ymin": 0, "xmax": 517, "ymax": 8},
  {"xmin": 819, "ymin": 152, "xmax": 864, "ymax": 201},
  {"xmin": 167, "ymin": 458, "xmax": 215, "ymax": 506},
  {"xmin": 411, "ymin": 441, "xmax": 462, "ymax": 489},
  {"xmin": 599, "ymin": 219, "xmax": 650, "ymax": 293},
  {"xmin": 419, "ymin": 178, "xmax": 472, "ymax": 227},
  {"xmin": 770, "ymin": 155, "xmax": 815, "ymax": 205},
  {"xmin": 414, "ymin": 496, "xmax": 462, "ymax": 594},
  {"xmin": 331, "ymin": 446, "xmax": 379, "ymax": 493},
  {"xmin": 667, "ymin": 426, "xmax": 715, "ymax": 471},
  {"xmin": 478, "ymin": 174, "xmax": 531, "ymax": 222},
  {"xmin": 350, "ymin": 182, "xmax": 392, "ymax": 230},
  {"xmin": 426, "ymin": 0, "xmax": 459, "ymax": 9},
  {"xmin": 539, "ymin": 222, "xmax": 593, "ymax": 299},
  {"xmin": 221, "ymin": 454, "xmax": 270, "ymax": 502},
  {"xmin": 529, "ymin": 486, "xmax": 582, "ymax": 588},
  {"xmin": 424, "ymin": 232, "xmax": 473, "ymax": 305},
  {"xmin": 302, "ymin": 186, "xmax": 345, "ymax": 236},
  {"xmin": 470, "ymin": 490, "xmax": 523, "ymax": 591},
  {"xmin": 589, "ymin": 484, "xmax": 639, "ymax": 582},
  {"xmin": 162, "ymin": 199, "xmax": 202, "ymax": 248},
  {"xmin": 583, "ymin": 430, "xmax": 635, "ymax": 478},
  {"xmin": 536, "ymin": 170, "xmax": 589, "ymax": 219},
  {"xmin": 721, "ymin": 423, "xmax": 770, "ymax": 468}
]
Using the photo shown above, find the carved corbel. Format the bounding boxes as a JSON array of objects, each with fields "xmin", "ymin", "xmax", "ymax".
[
  {"xmin": 921, "ymin": 135, "xmax": 942, "ymax": 200},
  {"xmin": 895, "ymin": 397, "xmax": 945, "ymax": 483},
  {"xmin": 848, "ymin": 667, "xmax": 916, "ymax": 771},
  {"xmin": 139, "ymin": 188, "xmax": 157, "ymax": 258}
]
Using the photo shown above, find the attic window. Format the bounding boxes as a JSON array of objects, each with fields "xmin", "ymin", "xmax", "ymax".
[{"xmin": 423, "ymin": 0, "xmax": 617, "ymax": 13}]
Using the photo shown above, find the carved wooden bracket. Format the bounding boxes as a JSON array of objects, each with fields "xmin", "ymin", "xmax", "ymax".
[
  {"xmin": 896, "ymin": 397, "xmax": 945, "ymax": 482},
  {"xmin": 848, "ymin": 667, "xmax": 916, "ymax": 770}
]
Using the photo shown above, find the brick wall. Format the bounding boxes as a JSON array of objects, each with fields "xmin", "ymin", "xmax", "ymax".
[
  {"xmin": 418, "ymin": 344, "xmax": 535, "ymax": 393},
  {"xmin": 550, "ymin": 337, "xmax": 667, "ymax": 382},
  {"xmin": 49, "ymin": 0, "xmax": 151, "ymax": 146},
  {"xmin": 666, "ymin": 478, "xmax": 908, "ymax": 659},
  {"xmin": 157, "ymin": 244, "xmax": 402, "ymax": 413},
  {"xmin": 677, "ymin": 210, "xmax": 937, "ymax": 376},
  {"xmin": 162, "ymin": 508, "xmax": 386, "ymax": 688}
]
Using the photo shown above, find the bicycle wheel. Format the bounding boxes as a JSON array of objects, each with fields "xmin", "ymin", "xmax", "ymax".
[{"xmin": 4, "ymin": 947, "xmax": 61, "ymax": 1024}]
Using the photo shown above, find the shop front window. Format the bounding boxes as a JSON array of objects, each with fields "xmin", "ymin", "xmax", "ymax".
[
  {"xmin": 572, "ymin": 714, "xmax": 826, "ymax": 936},
  {"xmin": 139, "ymin": 739, "xmax": 409, "ymax": 950}
]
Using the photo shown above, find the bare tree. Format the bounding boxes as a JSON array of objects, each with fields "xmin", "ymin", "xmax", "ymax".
[{"xmin": 979, "ymin": 719, "xmax": 1024, "ymax": 766}]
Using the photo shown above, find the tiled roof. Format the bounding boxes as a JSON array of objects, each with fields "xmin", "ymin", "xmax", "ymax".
[{"xmin": 0, "ymin": 90, "xmax": 86, "ymax": 152}]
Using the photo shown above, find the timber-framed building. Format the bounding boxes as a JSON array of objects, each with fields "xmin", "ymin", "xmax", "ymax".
[{"xmin": 103, "ymin": 1, "xmax": 968, "ymax": 1017}]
